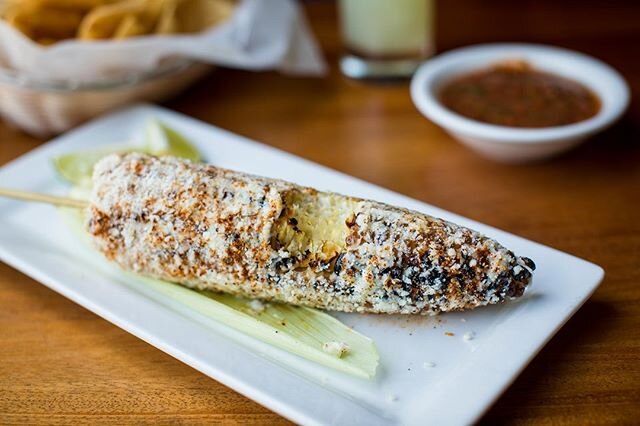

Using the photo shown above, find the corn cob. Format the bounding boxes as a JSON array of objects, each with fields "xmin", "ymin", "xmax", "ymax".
[{"xmin": 87, "ymin": 153, "xmax": 535, "ymax": 315}]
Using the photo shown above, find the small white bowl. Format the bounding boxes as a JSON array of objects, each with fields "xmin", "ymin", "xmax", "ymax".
[{"xmin": 410, "ymin": 43, "xmax": 630, "ymax": 163}]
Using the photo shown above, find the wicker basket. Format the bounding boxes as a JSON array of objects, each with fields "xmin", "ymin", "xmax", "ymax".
[{"xmin": 0, "ymin": 60, "xmax": 212, "ymax": 137}]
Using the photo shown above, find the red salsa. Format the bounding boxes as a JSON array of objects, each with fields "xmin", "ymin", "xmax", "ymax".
[{"xmin": 439, "ymin": 61, "xmax": 600, "ymax": 128}]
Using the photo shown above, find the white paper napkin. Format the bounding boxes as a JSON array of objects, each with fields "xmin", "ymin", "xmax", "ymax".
[{"xmin": 0, "ymin": 0, "xmax": 326, "ymax": 82}]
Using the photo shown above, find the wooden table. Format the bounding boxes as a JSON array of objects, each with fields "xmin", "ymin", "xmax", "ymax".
[{"xmin": 1, "ymin": 1, "xmax": 639, "ymax": 424}]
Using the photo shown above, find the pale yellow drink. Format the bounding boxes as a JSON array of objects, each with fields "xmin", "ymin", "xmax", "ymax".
[{"xmin": 339, "ymin": 0, "xmax": 434, "ymax": 78}]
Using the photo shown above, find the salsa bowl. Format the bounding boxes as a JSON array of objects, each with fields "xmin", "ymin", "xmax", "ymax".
[{"xmin": 410, "ymin": 43, "xmax": 630, "ymax": 163}]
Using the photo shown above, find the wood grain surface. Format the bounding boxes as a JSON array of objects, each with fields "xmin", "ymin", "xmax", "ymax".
[{"xmin": 1, "ymin": 1, "xmax": 639, "ymax": 424}]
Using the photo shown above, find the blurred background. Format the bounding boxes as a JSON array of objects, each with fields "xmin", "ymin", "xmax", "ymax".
[{"xmin": 0, "ymin": 0, "xmax": 639, "ymax": 424}]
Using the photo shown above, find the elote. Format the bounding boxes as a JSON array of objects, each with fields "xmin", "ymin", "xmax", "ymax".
[{"xmin": 87, "ymin": 153, "xmax": 535, "ymax": 315}]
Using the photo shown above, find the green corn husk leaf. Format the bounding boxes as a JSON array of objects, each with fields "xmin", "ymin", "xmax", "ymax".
[
  {"xmin": 144, "ymin": 119, "xmax": 201, "ymax": 161},
  {"xmin": 53, "ymin": 146, "xmax": 138, "ymax": 188},
  {"xmin": 53, "ymin": 119, "xmax": 202, "ymax": 186},
  {"xmin": 57, "ymin": 168, "xmax": 378, "ymax": 379},
  {"xmin": 130, "ymin": 276, "xmax": 379, "ymax": 379}
]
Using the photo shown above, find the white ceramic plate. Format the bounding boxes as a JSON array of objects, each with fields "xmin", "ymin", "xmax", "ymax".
[{"xmin": 0, "ymin": 105, "xmax": 603, "ymax": 426}]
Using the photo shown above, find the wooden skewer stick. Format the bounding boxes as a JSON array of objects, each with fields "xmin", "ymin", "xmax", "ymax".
[{"xmin": 0, "ymin": 187, "xmax": 88, "ymax": 209}]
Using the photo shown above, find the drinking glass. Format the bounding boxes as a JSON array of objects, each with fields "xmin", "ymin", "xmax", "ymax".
[{"xmin": 339, "ymin": 0, "xmax": 435, "ymax": 79}]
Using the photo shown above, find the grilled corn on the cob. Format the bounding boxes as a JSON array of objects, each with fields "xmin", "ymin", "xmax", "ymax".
[{"xmin": 88, "ymin": 153, "xmax": 535, "ymax": 315}]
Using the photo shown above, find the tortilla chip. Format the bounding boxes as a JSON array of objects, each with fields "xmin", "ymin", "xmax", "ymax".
[
  {"xmin": 32, "ymin": 0, "xmax": 116, "ymax": 11},
  {"xmin": 7, "ymin": 6, "xmax": 83, "ymax": 40},
  {"xmin": 78, "ymin": 0, "xmax": 156, "ymax": 39},
  {"xmin": 155, "ymin": 0, "xmax": 179, "ymax": 34},
  {"xmin": 36, "ymin": 37, "xmax": 59, "ymax": 45},
  {"xmin": 175, "ymin": 0, "xmax": 235, "ymax": 33},
  {"xmin": 113, "ymin": 13, "xmax": 147, "ymax": 38},
  {"xmin": 1, "ymin": 0, "xmax": 236, "ymax": 43}
]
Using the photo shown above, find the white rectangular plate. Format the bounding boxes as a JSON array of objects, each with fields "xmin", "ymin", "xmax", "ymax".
[{"xmin": 0, "ymin": 105, "xmax": 603, "ymax": 426}]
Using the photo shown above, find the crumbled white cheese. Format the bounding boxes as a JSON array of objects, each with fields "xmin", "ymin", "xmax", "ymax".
[
  {"xmin": 463, "ymin": 331, "xmax": 475, "ymax": 341},
  {"xmin": 90, "ymin": 153, "xmax": 532, "ymax": 316},
  {"xmin": 248, "ymin": 299, "xmax": 266, "ymax": 314},
  {"xmin": 422, "ymin": 361, "xmax": 436, "ymax": 369},
  {"xmin": 322, "ymin": 341, "xmax": 350, "ymax": 358}
]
